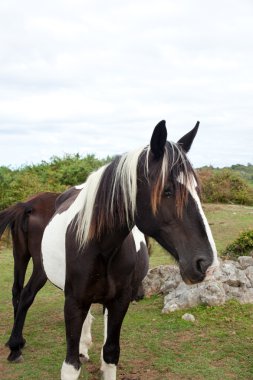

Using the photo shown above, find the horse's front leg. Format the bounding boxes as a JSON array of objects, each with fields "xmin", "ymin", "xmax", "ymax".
[
  {"xmin": 61, "ymin": 295, "xmax": 90, "ymax": 380},
  {"xmin": 101, "ymin": 295, "xmax": 130, "ymax": 380},
  {"xmin": 79, "ymin": 308, "xmax": 94, "ymax": 363}
]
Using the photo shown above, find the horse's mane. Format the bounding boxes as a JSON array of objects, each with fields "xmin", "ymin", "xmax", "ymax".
[{"xmin": 75, "ymin": 142, "xmax": 197, "ymax": 247}]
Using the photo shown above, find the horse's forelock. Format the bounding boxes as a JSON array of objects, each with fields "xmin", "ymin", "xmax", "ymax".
[
  {"xmin": 148, "ymin": 142, "xmax": 197, "ymax": 217},
  {"xmin": 171, "ymin": 143, "xmax": 198, "ymax": 217}
]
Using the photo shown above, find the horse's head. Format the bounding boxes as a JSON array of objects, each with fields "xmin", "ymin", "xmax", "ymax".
[{"xmin": 135, "ymin": 121, "xmax": 219, "ymax": 284}]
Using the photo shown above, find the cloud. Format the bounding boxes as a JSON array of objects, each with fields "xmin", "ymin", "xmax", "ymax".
[{"xmin": 0, "ymin": 0, "xmax": 252, "ymax": 168}]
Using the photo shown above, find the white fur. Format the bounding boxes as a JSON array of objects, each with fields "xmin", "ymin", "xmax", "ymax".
[
  {"xmin": 61, "ymin": 361, "xmax": 81, "ymax": 380},
  {"xmin": 100, "ymin": 308, "xmax": 108, "ymax": 365},
  {"xmin": 100, "ymin": 309, "xmax": 117, "ymax": 380},
  {"xmin": 41, "ymin": 182, "xmax": 89, "ymax": 289},
  {"xmin": 101, "ymin": 363, "xmax": 117, "ymax": 380},
  {"xmin": 41, "ymin": 213, "xmax": 68, "ymax": 289},
  {"xmin": 103, "ymin": 308, "xmax": 108, "ymax": 344},
  {"xmin": 79, "ymin": 310, "xmax": 94, "ymax": 360},
  {"xmin": 178, "ymin": 173, "xmax": 219, "ymax": 270},
  {"xmin": 75, "ymin": 183, "xmax": 86, "ymax": 190},
  {"xmin": 132, "ymin": 226, "xmax": 146, "ymax": 251}
]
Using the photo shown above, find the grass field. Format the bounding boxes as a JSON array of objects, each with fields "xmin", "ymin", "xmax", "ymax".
[{"xmin": 0, "ymin": 203, "xmax": 253, "ymax": 379}]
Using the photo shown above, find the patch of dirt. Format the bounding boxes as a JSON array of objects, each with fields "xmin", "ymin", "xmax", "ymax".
[
  {"xmin": 84, "ymin": 355, "xmax": 194, "ymax": 380},
  {"xmin": 0, "ymin": 345, "xmax": 15, "ymax": 380}
]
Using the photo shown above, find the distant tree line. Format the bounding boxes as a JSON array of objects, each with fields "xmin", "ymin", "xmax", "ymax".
[{"xmin": 0, "ymin": 155, "xmax": 252, "ymax": 210}]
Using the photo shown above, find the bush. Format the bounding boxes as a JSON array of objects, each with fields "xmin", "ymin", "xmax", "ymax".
[
  {"xmin": 0, "ymin": 154, "xmax": 111, "ymax": 210},
  {"xmin": 0, "ymin": 168, "xmax": 66, "ymax": 210},
  {"xmin": 29, "ymin": 153, "xmax": 110, "ymax": 187},
  {"xmin": 198, "ymin": 168, "xmax": 253, "ymax": 206},
  {"xmin": 221, "ymin": 230, "xmax": 253, "ymax": 259}
]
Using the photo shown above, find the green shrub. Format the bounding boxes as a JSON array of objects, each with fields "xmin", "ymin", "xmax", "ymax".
[
  {"xmin": 0, "ymin": 154, "xmax": 111, "ymax": 210},
  {"xmin": 29, "ymin": 153, "xmax": 110, "ymax": 187},
  {"xmin": 221, "ymin": 230, "xmax": 253, "ymax": 259},
  {"xmin": 198, "ymin": 169, "xmax": 253, "ymax": 206}
]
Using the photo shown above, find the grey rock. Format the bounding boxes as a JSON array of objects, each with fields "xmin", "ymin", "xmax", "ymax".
[
  {"xmin": 245, "ymin": 266, "xmax": 253, "ymax": 287},
  {"xmin": 238, "ymin": 256, "xmax": 253, "ymax": 269},
  {"xmin": 162, "ymin": 303, "xmax": 179, "ymax": 313},
  {"xmin": 182, "ymin": 313, "xmax": 195, "ymax": 322},
  {"xmin": 142, "ymin": 257, "xmax": 253, "ymax": 313},
  {"xmin": 199, "ymin": 281, "xmax": 226, "ymax": 306}
]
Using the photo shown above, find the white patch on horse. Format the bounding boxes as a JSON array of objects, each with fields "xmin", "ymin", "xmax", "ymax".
[
  {"xmin": 75, "ymin": 183, "xmax": 86, "ymax": 190},
  {"xmin": 79, "ymin": 309, "xmax": 94, "ymax": 361},
  {"xmin": 177, "ymin": 173, "xmax": 219, "ymax": 271},
  {"xmin": 100, "ymin": 308, "xmax": 117, "ymax": 380},
  {"xmin": 101, "ymin": 363, "xmax": 117, "ymax": 380},
  {"xmin": 132, "ymin": 226, "xmax": 146, "ymax": 252},
  {"xmin": 41, "ymin": 182, "xmax": 90, "ymax": 289},
  {"xmin": 61, "ymin": 361, "xmax": 81, "ymax": 380},
  {"xmin": 100, "ymin": 308, "xmax": 108, "ymax": 366}
]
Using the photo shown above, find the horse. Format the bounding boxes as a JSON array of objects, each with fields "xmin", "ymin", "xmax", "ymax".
[
  {"xmin": 0, "ymin": 191, "xmax": 149, "ymax": 363},
  {"xmin": 0, "ymin": 191, "xmax": 59, "ymax": 362},
  {"xmin": 41, "ymin": 120, "xmax": 219, "ymax": 380}
]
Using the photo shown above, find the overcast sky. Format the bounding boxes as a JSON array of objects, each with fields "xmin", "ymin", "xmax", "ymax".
[{"xmin": 0, "ymin": 0, "xmax": 252, "ymax": 169}]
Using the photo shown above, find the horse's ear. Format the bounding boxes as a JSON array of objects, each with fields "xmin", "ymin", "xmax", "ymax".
[
  {"xmin": 177, "ymin": 121, "xmax": 200, "ymax": 153},
  {"xmin": 150, "ymin": 120, "xmax": 167, "ymax": 159}
]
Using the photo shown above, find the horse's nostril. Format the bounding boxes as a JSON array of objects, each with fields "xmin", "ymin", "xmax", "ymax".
[{"xmin": 196, "ymin": 259, "xmax": 208, "ymax": 274}]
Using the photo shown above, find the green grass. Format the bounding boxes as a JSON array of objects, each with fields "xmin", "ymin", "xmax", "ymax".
[
  {"xmin": 203, "ymin": 204, "xmax": 253, "ymax": 253},
  {"xmin": 0, "ymin": 250, "xmax": 253, "ymax": 380},
  {"xmin": 1, "ymin": 203, "xmax": 253, "ymax": 379}
]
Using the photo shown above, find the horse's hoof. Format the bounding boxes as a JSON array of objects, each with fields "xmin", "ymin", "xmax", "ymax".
[
  {"xmin": 79, "ymin": 353, "xmax": 89, "ymax": 364},
  {"xmin": 7, "ymin": 351, "xmax": 24, "ymax": 363}
]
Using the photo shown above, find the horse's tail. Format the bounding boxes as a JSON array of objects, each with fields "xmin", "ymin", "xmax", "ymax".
[{"xmin": 0, "ymin": 202, "xmax": 32, "ymax": 239}]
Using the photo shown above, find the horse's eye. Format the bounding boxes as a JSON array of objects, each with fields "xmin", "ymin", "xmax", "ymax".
[{"xmin": 164, "ymin": 188, "xmax": 173, "ymax": 198}]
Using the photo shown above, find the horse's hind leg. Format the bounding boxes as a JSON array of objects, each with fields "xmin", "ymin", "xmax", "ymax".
[
  {"xmin": 101, "ymin": 295, "xmax": 130, "ymax": 380},
  {"xmin": 79, "ymin": 308, "xmax": 93, "ymax": 363},
  {"xmin": 12, "ymin": 252, "xmax": 30, "ymax": 319},
  {"xmin": 5, "ymin": 248, "xmax": 30, "ymax": 348},
  {"xmin": 7, "ymin": 264, "xmax": 47, "ymax": 363}
]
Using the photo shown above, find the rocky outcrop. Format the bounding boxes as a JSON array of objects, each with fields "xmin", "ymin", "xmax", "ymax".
[{"xmin": 142, "ymin": 256, "xmax": 253, "ymax": 313}]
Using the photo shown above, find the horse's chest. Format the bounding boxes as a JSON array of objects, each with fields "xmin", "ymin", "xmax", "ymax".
[{"xmin": 65, "ymin": 247, "xmax": 136, "ymax": 303}]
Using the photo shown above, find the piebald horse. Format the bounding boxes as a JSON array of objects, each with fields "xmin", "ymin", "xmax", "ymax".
[
  {"xmin": 41, "ymin": 120, "xmax": 218, "ymax": 380},
  {"xmin": 0, "ymin": 193, "xmax": 149, "ymax": 363}
]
